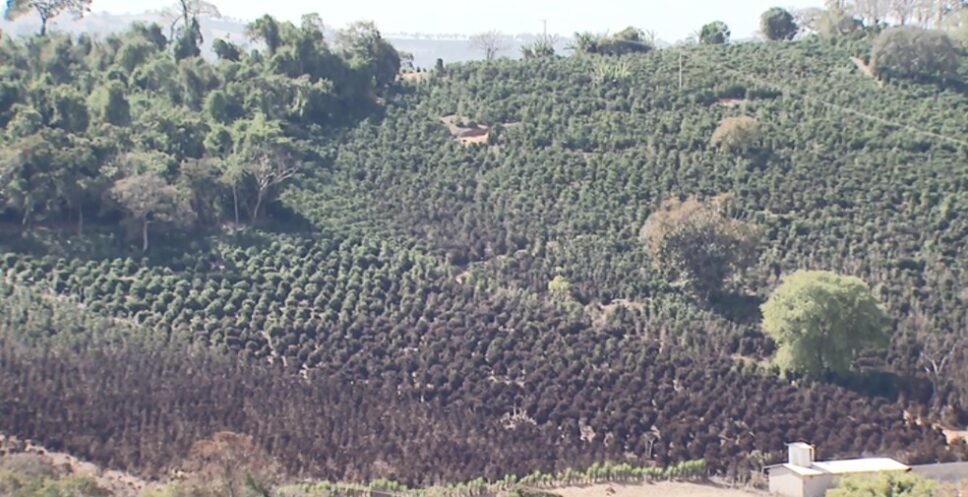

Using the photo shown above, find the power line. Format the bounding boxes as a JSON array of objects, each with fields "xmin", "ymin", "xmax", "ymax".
[
  {"xmin": 613, "ymin": 40, "xmax": 968, "ymax": 150},
  {"xmin": 701, "ymin": 56, "xmax": 968, "ymax": 149}
]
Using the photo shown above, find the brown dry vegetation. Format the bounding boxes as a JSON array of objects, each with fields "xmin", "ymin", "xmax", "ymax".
[{"xmin": 552, "ymin": 482, "xmax": 764, "ymax": 497}]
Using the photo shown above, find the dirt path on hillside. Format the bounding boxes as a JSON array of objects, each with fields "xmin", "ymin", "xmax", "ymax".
[{"xmin": 552, "ymin": 481, "xmax": 765, "ymax": 497}]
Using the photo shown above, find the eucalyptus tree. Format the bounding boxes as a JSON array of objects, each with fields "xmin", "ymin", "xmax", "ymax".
[{"xmin": 3, "ymin": 0, "xmax": 92, "ymax": 36}]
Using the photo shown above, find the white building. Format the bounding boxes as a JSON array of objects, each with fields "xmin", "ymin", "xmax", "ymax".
[{"xmin": 767, "ymin": 443, "xmax": 911, "ymax": 497}]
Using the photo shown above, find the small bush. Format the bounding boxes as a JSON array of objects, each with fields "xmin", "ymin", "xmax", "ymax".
[
  {"xmin": 827, "ymin": 473, "xmax": 935, "ymax": 497},
  {"xmin": 710, "ymin": 116, "xmax": 761, "ymax": 153},
  {"xmin": 0, "ymin": 454, "xmax": 60, "ymax": 479}
]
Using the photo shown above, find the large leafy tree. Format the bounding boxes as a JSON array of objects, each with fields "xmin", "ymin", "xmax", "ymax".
[
  {"xmin": 230, "ymin": 113, "xmax": 299, "ymax": 224},
  {"xmin": 641, "ymin": 195, "xmax": 760, "ymax": 298},
  {"xmin": 337, "ymin": 21, "xmax": 402, "ymax": 92},
  {"xmin": 710, "ymin": 116, "xmax": 761, "ymax": 153},
  {"xmin": 163, "ymin": 0, "xmax": 220, "ymax": 41},
  {"xmin": 762, "ymin": 271, "xmax": 891, "ymax": 378},
  {"xmin": 469, "ymin": 31, "xmax": 507, "ymax": 61},
  {"xmin": 109, "ymin": 173, "xmax": 194, "ymax": 252},
  {"xmin": 699, "ymin": 21, "xmax": 731, "ymax": 44},
  {"xmin": 761, "ymin": 7, "xmax": 799, "ymax": 40},
  {"xmin": 871, "ymin": 26, "xmax": 960, "ymax": 82},
  {"xmin": 246, "ymin": 15, "xmax": 283, "ymax": 55},
  {"xmin": 3, "ymin": 0, "xmax": 92, "ymax": 36}
]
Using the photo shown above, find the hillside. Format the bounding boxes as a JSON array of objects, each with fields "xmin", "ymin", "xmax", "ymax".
[{"xmin": 1, "ymin": 16, "xmax": 968, "ymax": 492}]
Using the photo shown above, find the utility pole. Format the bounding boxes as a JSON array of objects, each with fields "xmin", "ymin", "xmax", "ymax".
[
  {"xmin": 541, "ymin": 19, "xmax": 547, "ymax": 37},
  {"xmin": 678, "ymin": 51, "xmax": 683, "ymax": 90}
]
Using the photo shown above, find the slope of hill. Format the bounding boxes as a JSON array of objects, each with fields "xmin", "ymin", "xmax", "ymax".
[{"xmin": 1, "ymin": 20, "xmax": 967, "ymax": 489}]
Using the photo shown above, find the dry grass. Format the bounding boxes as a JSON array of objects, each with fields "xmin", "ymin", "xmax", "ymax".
[
  {"xmin": 1, "ymin": 435, "xmax": 150, "ymax": 497},
  {"xmin": 552, "ymin": 481, "xmax": 765, "ymax": 497},
  {"xmin": 401, "ymin": 72, "xmax": 432, "ymax": 82}
]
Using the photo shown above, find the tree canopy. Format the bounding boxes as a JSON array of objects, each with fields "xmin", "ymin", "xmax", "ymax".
[
  {"xmin": 761, "ymin": 7, "xmax": 798, "ymax": 40},
  {"xmin": 700, "ymin": 21, "xmax": 731, "ymax": 44},
  {"xmin": 710, "ymin": 116, "xmax": 762, "ymax": 153},
  {"xmin": 762, "ymin": 271, "xmax": 891, "ymax": 378},
  {"xmin": 871, "ymin": 26, "xmax": 960, "ymax": 82},
  {"xmin": 0, "ymin": 15, "xmax": 401, "ymax": 248},
  {"xmin": 572, "ymin": 27, "xmax": 653, "ymax": 56},
  {"xmin": 641, "ymin": 195, "xmax": 760, "ymax": 298}
]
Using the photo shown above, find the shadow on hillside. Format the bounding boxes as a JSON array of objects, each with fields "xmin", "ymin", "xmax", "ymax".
[
  {"xmin": 0, "ymin": 213, "xmax": 314, "ymax": 272},
  {"xmin": 825, "ymin": 369, "xmax": 931, "ymax": 404},
  {"xmin": 708, "ymin": 292, "xmax": 763, "ymax": 325}
]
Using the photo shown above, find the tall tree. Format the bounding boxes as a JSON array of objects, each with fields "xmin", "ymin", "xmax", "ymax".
[
  {"xmin": 231, "ymin": 113, "xmax": 298, "ymax": 224},
  {"xmin": 641, "ymin": 194, "xmax": 760, "ymax": 298},
  {"xmin": 109, "ymin": 173, "xmax": 193, "ymax": 252},
  {"xmin": 246, "ymin": 15, "xmax": 283, "ymax": 55},
  {"xmin": 3, "ymin": 0, "xmax": 92, "ymax": 36},
  {"xmin": 470, "ymin": 31, "xmax": 507, "ymax": 60},
  {"xmin": 871, "ymin": 26, "xmax": 959, "ymax": 82},
  {"xmin": 761, "ymin": 7, "xmax": 799, "ymax": 40},
  {"xmin": 853, "ymin": 0, "xmax": 892, "ymax": 24},
  {"xmin": 173, "ymin": 16, "xmax": 202, "ymax": 61},
  {"xmin": 817, "ymin": 5, "xmax": 863, "ymax": 36},
  {"xmin": 699, "ymin": 21, "xmax": 731, "ymax": 44},
  {"xmin": 246, "ymin": 149, "xmax": 298, "ymax": 225},
  {"xmin": 891, "ymin": 0, "xmax": 921, "ymax": 24},
  {"xmin": 337, "ymin": 21, "xmax": 402, "ymax": 91},
  {"xmin": 163, "ymin": 0, "xmax": 220, "ymax": 41},
  {"xmin": 762, "ymin": 271, "xmax": 891, "ymax": 378}
]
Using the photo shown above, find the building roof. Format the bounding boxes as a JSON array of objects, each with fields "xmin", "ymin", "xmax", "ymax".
[
  {"xmin": 776, "ymin": 464, "xmax": 826, "ymax": 477},
  {"xmin": 770, "ymin": 458, "xmax": 911, "ymax": 478},
  {"xmin": 811, "ymin": 458, "xmax": 911, "ymax": 474}
]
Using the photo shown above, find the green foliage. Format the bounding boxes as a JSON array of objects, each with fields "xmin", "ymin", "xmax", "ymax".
[
  {"xmin": 212, "ymin": 39, "xmax": 241, "ymax": 62},
  {"xmin": 547, "ymin": 275, "xmax": 574, "ymax": 303},
  {"xmin": 0, "ymin": 470, "xmax": 110, "ymax": 497},
  {"xmin": 88, "ymin": 80, "xmax": 130, "ymax": 126},
  {"xmin": 827, "ymin": 473, "xmax": 936, "ymax": 497},
  {"xmin": 521, "ymin": 35, "xmax": 557, "ymax": 60},
  {"xmin": 761, "ymin": 7, "xmax": 798, "ymax": 41},
  {"xmin": 571, "ymin": 27, "xmax": 652, "ymax": 55},
  {"xmin": 0, "ymin": 17, "xmax": 399, "ymax": 246},
  {"xmin": 172, "ymin": 17, "xmax": 202, "ymax": 62},
  {"xmin": 817, "ymin": 7, "xmax": 862, "ymax": 38},
  {"xmin": 109, "ymin": 173, "xmax": 195, "ymax": 251},
  {"xmin": 761, "ymin": 271, "xmax": 891, "ymax": 378},
  {"xmin": 710, "ymin": 116, "xmax": 761, "ymax": 153},
  {"xmin": 641, "ymin": 195, "xmax": 761, "ymax": 298},
  {"xmin": 337, "ymin": 21, "xmax": 402, "ymax": 92},
  {"xmin": 871, "ymin": 27, "xmax": 960, "ymax": 83},
  {"xmin": 700, "ymin": 21, "xmax": 730, "ymax": 44}
]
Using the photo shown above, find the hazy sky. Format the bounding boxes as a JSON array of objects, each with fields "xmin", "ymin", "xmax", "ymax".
[{"xmin": 89, "ymin": 0, "xmax": 825, "ymax": 40}]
